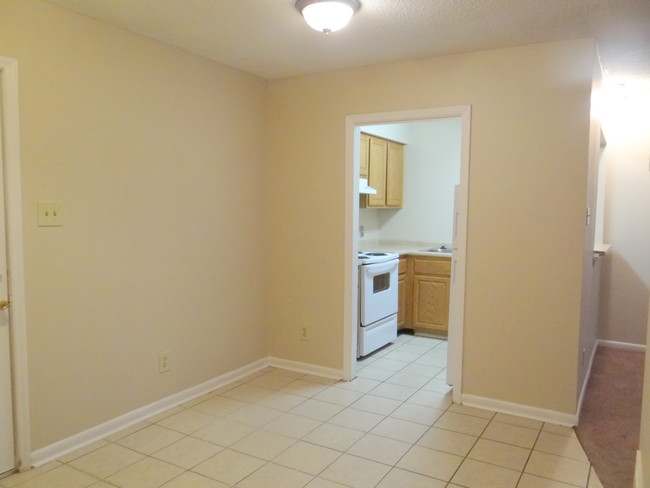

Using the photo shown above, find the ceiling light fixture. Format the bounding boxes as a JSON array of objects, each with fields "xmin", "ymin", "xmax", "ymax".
[{"xmin": 295, "ymin": 0, "xmax": 361, "ymax": 34}]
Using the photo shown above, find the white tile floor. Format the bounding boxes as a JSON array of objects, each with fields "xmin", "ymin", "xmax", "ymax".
[{"xmin": 0, "ymin": 333, "xmax": 605, "ymax": 488}]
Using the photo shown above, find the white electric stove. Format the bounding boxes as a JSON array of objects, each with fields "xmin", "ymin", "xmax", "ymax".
[{"xmin": 357, "ymin": 251, "xmax": 399, "ymax": 357}]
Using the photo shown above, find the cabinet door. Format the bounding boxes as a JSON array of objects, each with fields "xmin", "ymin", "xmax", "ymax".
[
  {"xmin": 412, "ymin": 275, "xmax": 450, "ymax": 334},
  {"xmin": 359, "ymin": 133, "xmax": 370, "ymax": 178},
  {"xmin": 398, "ymin": 275, "xmax": 406, "ymax": 329},
  {"xmin": 367, "ymin": 137, "xmax": 387, "ymax": 207},
  {"xmin": 385, "ymin": 142, "xmax": 403, "ymax": 208}
]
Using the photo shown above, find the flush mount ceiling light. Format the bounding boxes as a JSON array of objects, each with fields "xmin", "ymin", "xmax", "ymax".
[{"xmin": 295, "ymin": 0, "xmax": 361, "ymax": 34}]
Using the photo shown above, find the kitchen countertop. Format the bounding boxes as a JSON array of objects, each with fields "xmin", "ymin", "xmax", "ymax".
[{"xmin": 359, "ymin": 240, "xmax": 453, "ymax": 258}]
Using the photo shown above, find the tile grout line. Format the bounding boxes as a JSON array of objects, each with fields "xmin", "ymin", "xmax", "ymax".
[{"xmin": 512, "ymin": 421, "xmax": 544, "ymax": 488}]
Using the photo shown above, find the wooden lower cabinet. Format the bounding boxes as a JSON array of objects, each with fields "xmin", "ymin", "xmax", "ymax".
[
  {"xmin": 399, "ymin": 254, "xmax": 451, "ymax": 335},
  {"xmin": 412, "ymin": 275, "xmax": 450, "ymax": 334}
]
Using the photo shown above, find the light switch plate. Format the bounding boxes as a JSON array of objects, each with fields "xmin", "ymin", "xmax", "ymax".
[{"xmin": 38, "ymin": 201, "xmax": 63, "ymax": 227}]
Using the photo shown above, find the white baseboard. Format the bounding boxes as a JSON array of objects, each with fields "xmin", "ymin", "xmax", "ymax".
[
  {"xmin": 635, "ymin": 450, "xmax": 643, "ymax": 488},
  {"xmin": 461, "ymin": 394, "xmax": 578, "ymax": 427},
  {"xmin": 598, "ymin": 339, "xmax": 646, "ymax": 352},
  {"xmin": 268, "ymin": 356, "xmax": 342, "ymax": 380},
  {"xmin": 576, "ymin": 339, "xmax": 646, "ymax": 422},
  {"xmin": 576, "ymin": 342, "xmax": 599, "ymax": 419},
  {"xmin": 31, "ymin": 358, "xmax": 269, "ymax": 466},
  {"xmin": 31, "ymin": 356, "xmax": 343, "ymax": 467}
]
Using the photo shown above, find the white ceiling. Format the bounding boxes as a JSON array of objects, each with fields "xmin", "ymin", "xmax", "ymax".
[{"xmin": 45, "ymin": 0, "xmax": 650, "ymax": 80}]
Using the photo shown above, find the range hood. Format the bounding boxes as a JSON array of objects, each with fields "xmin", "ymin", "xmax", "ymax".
[{"xmin": 359, "ymin": 178, "xmax": 377, "ymax": 195}]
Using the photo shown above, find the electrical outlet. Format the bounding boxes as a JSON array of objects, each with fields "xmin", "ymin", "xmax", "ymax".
[
  {"xmin": 299, "ymin": 327, "xmax": 310, "ymax": 342},
  {"xmin": 159, "ymin": 351, "xmax": 170, "ymax": 373}
]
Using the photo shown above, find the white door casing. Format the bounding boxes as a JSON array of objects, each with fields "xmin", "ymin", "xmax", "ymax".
[
  {"xmin": 0, "ymin": 56, "xmax": 31, "ymax": 473},
  {"xmin": 446, "ymin": 108, "xmax": 471, "ymax": 403},
  {"xmin": 0, "ymin": 74, "xmax": 15, "ymax": 474}
]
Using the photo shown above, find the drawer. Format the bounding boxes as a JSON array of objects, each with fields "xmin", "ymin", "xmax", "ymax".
[
  {"xmin": 413, "ymin": 257, "xmax": 451, "ymax": 277},
  {"xmin": 358, "ymin": 314, "xmax": 397, "ymax": 357}
]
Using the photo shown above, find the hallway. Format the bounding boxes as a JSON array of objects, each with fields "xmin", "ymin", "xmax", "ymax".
[{"xmin": 575, "ymin": 346, "xmax": 645, "ymax": 488}]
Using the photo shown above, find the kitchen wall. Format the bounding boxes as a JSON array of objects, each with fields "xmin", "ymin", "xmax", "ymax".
[
  {"xmin": 267, "ymin": 39, "xmax": 598, "ymax": 417},
  {"xmin": 598, "ymin": 81, "xmax": 650, "ymax": 345},
  {"xmin": 0, "ymin": 0, "xmax": 268, "ymax": 450},
  {"xmin": 360, "ymin": 119, "xmax": 461, "ymax": 246}
]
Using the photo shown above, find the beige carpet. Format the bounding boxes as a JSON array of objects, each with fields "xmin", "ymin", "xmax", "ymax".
[{"xmin": 575, "ymin": 346, "xmax": 645, "ymax": 488}]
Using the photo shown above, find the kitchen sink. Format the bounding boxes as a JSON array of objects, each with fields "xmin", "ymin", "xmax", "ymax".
[{"xmin": 419, "ymin": 247, "xmax": 452, "ymax": 253}]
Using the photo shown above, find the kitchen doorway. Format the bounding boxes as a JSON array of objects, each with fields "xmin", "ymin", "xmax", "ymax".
[{"xmin": 344, "ymin": 106, "xmax": 471, "ymax": 404}]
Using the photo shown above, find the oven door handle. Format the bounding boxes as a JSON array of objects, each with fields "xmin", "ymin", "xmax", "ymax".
[{"xmin": 363, "ymin": 260, "xmax": 397, "ymax": 277}]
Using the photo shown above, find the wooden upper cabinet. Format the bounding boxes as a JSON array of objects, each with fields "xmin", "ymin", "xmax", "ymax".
[
  {"xmin": 360, "ymin": 133, "xmax": 404, "ymax": 209},
  {"xmin": 386, "ymin": 142, "xmax": 404, "ymax": 208},
  {"xmin": 359, "ymin": 133, "xmax": 370, "ymax": 178},
  {"xmin": 367, "ymin": 137, "xmax": 388, "ymax": 207}
]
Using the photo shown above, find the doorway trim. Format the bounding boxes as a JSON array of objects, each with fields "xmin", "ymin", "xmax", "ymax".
[
  {"xmin": 0, "ymin": 56, "xmax": 32, "ymax": 471},
  {"xmin": 344, "ymin": 105, "xmax": 471, "ymax": 404}
]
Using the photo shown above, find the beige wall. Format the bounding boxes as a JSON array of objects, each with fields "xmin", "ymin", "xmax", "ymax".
[
  {"xmin": 267, "ymin": 39, "xmax": 597, "ymax": 415},
  {"xmin": 0, "ymin": 0, "xmax": 268, "ymax": 449}
]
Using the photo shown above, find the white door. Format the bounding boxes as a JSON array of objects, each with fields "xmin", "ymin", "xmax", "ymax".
[{"xmin": 0, "ymin": 80, "xmax": 15, "ymax": 475}]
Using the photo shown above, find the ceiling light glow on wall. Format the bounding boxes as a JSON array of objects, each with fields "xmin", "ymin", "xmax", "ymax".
[{"xmin": 295, "ymin": 0, "xmax": 361, "ymax": 34}]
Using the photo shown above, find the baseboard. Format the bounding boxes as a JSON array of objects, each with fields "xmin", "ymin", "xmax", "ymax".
[
  {"xmin": 598, "ymin": 339, "xmax": 646, "ymax": 352},
  {"xmin": 30, "ymin": 357, "xmax": 269, "ymax": 467},
  {"xmin": 268, "ymin": 356, "xmax": 343, "ymax": 380},
  {"xmin": 30, "ymin": 356, "xmax": 342, "ymax": 467},
  {"xmin": 635, "ymin": 450, "xmax": 643, "ymax": 488},
  {"xmin": 461, "ymin": 394, "xmax": 578, "ymax": 427},
  {"xmin": 576, "ymin": 342, "xmax": 599, "ymax": 419},
  {"xmin": 576, "ymin": 339, "xmax": 645, "ymax": 422}
]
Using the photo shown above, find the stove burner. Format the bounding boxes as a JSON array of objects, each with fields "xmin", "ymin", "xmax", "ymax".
[{"xmin": 358, "ymin": 250, "xmax": 399, "ymax": 265}]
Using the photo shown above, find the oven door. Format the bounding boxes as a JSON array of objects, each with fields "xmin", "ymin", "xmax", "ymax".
[{"xmin": 359, "ymin": 259, "xmax": 398, "ymax": 326}]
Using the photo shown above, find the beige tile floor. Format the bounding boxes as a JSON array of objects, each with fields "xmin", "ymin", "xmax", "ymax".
[{"xmin": 0, "ymin": 333, "xmax": 605, "ymax": 488}]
